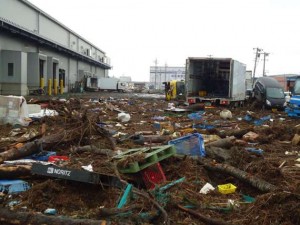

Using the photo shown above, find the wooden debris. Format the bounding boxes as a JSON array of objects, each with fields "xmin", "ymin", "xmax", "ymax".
[
  {"xmin": 206, "ymin": 136, "xmax": 236, "ymax": 149},
  {"xmin": 176, "ymin": 204, "xmax": 232, "ymax": 225},
  {"xmin": 0, "ymin": 165, "xmax": 31, "ymax": 179},
  {"xmin": 0, "ymin": 208, "xmax": 106, "ymax": 225},
  {"xmin": 71, "ymin": 145, "xmax": 116, "ymax": 157}
]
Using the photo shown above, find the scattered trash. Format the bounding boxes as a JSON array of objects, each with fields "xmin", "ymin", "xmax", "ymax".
[
  {"xmin": 217, "ymin": 183, "xmax": 237, "ymax": 194},
  {"xmin": 285, "ymin": 151, "xmax": 299, "ymax": 156},
  {"xmin": 254, "ymin": 115, "xmax": 271, "ymax": 126},
  {"xmin": 220, "ymin": 109, "xmax": 232, "ymax": 120},
  {"xmin": 27, "ymin": 104, "xmax": 42, "ymax": 114},
  {"xmin": 48, "ymin": 156, "xmax": 69, "ymax": 162},
  {"xmin": 242, "ymin": 194, "xmax": 255, "ymax": 203},
  {"xmin": 117, "ymin": 184, "xmax": 132, "ymax": 209},
  {"xmin": 4, "ymin": 159, "xmax": 51, "ymax": 165},
  {"xmin": 153, "ymin": 121, "xmax": 174, "ymax": 133},
  {"xmin": 201, "ymin": 134, "xmax": 221, "ymax": 144},
  {"xmin": 227, "ymin": 199, "xmax": 240, "ymax": 209},
  {"xmin": 167, "ymin": 103, "xmax": 175, "ymax": 109},
  {"xmin": 243, "ymin": 114, "xmax": 253, "ymax": 122},
  {"xmin": 141, "ymin": 163, "xmax": 166, "ymax": 189},
  {"xmin": 291, "ymin": 134, "xmax": 300, "ymax": 145},
  {"xmin": 113, "ymin": 145, "xmax": 176, "ymax": 173},
  {"xmin": 8, "ymin": 200, "xmax": 20, "ymax": 207},
  {"xmin": 188, "ymin": 111, "xmax": 204, "ymax": 121},
  {"xmin": 44, "ymin": 208, "xmax": 57, "ymax": 215},
  {"xmin": 243, "ymin": 131, "xmax": 259, "ymax": 142},
  {"xmin": 29, "ymin": 109, "xmax": 58, "ymax": 119},
  {"xmin": 193, "ymin": 124, "xmax": 215, "ymax": 130},
  {"xmin": 199, "ymin": 183, "xmax": 215, "ymax": 194},
  {"xmin": 31, "ymin": 164, "xmax": 122, "ymax": 187},
  {"xmin": 0, "ymin": 95, "xmax": 298, "ymax": 225},
  {"xmin": 25, "ymin": 151, "xmax": 56, "ymax": 161},
  {"xmin": 245, "ymin": 147, "xmax": 264, "ymax": 155},
  {"xmin": 151, "ymin": 116, "xmax": 166, "ymax": 121},
  {"xmin": 0, "ymin": 95, "xmax": 30, "ymax": 126},
  {"xmin": 81, "ymin": 164, "xmax": 93, "ymax": 172},
  {"xmin": 118, "ymin": 112, "xmax": 131, "ymax": 122},
  {"xmin": 0, "ymin": 180, "xmax": 30, "ymax": 194}
]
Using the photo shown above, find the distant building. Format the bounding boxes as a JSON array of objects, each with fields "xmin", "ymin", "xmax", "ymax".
[
  {"xmin": 268, "ymin": 74, "xmax": 300, "ymax": 91},
  {"xmin": 0, "ymin": 0, "xmax": 111, "ymax": 95},
  {"xmin": 150, "ymin": 66, "xmax": 185, "ymax": 90}
]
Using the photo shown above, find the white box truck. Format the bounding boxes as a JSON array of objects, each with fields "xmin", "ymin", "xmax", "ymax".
[
  {"xmin": 85, "ymin": 77, "xmax": 128, "ymax": 92},
  {"xmin": 97, "ymin": 77, "xmax": 127, "ymax": 92},
  {"xmin": 185, "ymin": 57, "xmax": 246, "ymax": 106}
]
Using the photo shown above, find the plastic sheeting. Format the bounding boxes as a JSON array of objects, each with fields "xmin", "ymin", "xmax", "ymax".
[{"xmin": 0, "ymin": 95, "xmax": 30, "ymax": 126}]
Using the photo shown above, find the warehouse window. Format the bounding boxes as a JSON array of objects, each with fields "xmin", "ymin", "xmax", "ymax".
[{"xmin": 8, "ymin": 63, "xmax": 14, "ymax": 76}]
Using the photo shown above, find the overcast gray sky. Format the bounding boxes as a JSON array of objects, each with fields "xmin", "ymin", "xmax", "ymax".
[{"xmin": 29, "ymin": 0, "xmax": 300, "ymax": 81}]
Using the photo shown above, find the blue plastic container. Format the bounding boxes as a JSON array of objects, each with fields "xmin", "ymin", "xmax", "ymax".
[
  {"xmin": 24, "ymin": 151, "xmax": 56, "ymax": 161},
  {"xmin": 0, "ymin": 180, "xmax": 30, "ymax": 194},
  {"xmin": 168, "ymin": 133, "xmax": 205, "ymax": 157},
  {"xmin": 245, "ymin": 148, "xmax": 264, "ymax": 155},
  {"xmin": 193, "ymin": 124, "xmax": 215, "ymax": 130}
]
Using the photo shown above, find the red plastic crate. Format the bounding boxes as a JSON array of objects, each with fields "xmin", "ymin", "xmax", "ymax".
[
  {"xmin": 141, "ymin": 163, "xmax": 166, "ymax": 190},
  {"xmin": 48, "ymin": 156, "xmax": 69, "ymax": 162}
]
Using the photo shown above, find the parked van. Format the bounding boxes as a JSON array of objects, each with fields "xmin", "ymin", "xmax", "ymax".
[{"xmin": 252, "ymin": 77, "xmax": 286, "ymax": 109}]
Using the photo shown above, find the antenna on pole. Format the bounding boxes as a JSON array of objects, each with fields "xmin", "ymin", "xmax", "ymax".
[
  {"xmin": 252, "ymin": 47, "xmax": 263, "ymax": 86},
  {"xmin": 262, "ymin": 52, "xmax": 269, "ymax": 77},
  {"xmin": 253, "ymin": 47, "xmax": 263, "ymax": 78}
]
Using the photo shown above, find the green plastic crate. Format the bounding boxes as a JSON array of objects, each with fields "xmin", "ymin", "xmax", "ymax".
[{"xmin": 113, "ymin": 145, "xmax": 175, "ymax": 173}]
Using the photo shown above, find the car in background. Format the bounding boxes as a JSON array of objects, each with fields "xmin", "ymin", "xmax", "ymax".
[{"xmin": 252, "ymin": 77, "xmax": 286, "ymax": 109}]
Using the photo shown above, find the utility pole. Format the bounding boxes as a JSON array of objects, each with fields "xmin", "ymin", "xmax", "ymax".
[
  {"xmin": 154, "ymin": 58, "xmax": 158, "ymax": 89},
  {"xmin": 262, "ymin": 52, "xmax": 269, "ymax": 77},
  {"xmin": 253, "ymin": 47, "xmax": 263, "ymax": 85}
]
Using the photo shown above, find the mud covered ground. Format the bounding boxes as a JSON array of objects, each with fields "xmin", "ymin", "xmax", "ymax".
[{"xmin": 0, "ymin": 92, "xmax": 299, "ymax": 225}]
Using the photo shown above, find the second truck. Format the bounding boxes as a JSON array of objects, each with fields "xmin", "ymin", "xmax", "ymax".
[{"xmin": 185, "ymin": 57, "xmax": 246, "ymax": 106}]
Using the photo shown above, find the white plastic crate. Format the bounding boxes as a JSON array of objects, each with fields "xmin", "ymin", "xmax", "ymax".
[{"xmin": 0, "ymin": 180, "xmax": 30, "ymax": 194}]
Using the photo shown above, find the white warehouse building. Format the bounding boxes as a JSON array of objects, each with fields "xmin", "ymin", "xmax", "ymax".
[
  {"xmin": 0, "ymin": 0, "xmax": 111, "ymax": 95},
  {"xmin": 150, "ymin": 66, "xmax": 185, "ymax": 90}
]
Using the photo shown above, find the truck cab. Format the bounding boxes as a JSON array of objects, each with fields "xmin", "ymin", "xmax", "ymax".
[
  {"xmin": 288, "ymin": 77, "xmax": 300, "ymax": 107},
  {"xmin": 164, "ymin": 80, "xmax": 185, "ymax": 101}
]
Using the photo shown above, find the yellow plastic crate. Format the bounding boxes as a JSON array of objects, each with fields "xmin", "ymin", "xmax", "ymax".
[
  {"xmin": 218, "ymin": 183, "xmax": 237, "ymax": 194},
  {"xmin": 199, "ymin": 90, "xmax": 207, "ymax": 97}
]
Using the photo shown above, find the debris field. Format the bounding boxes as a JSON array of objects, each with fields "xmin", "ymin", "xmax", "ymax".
[{"xmin": 0, "ymin": 93, "xmax": 299, "ymax": 225}]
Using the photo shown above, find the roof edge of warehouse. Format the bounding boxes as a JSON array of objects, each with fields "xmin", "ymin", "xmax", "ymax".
[
  {"xmin": 22, "ymin": 0, "xmax": 106, "ymax": 55},
  {"xmin": 187, "ymin": 57, "xmax": 235, "ymax": 60},
  {"xmin": 0, "ymin": 18, "xmax": 111, "ymax": 69}
]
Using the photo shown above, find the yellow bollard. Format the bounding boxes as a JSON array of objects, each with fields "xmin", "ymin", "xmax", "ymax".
[
  {"xmin": 59, "ymin": 79, "xmax": 64, "ymax": 94},
  {"xmin": 54, "ymin": 78, "xmax": 58, "ymax": 95},
  {"xmin": 48, "ymin": 79, "xmax": 52, "ymax": 96},
  {"xmin": 40, "ymin": 77, "xmax": 44, "ymax": 89}
]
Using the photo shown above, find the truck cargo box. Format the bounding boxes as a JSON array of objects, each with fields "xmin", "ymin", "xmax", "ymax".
[{"xmin": 185, "ymin": 57, "xmax": 246, "ymax": 105}]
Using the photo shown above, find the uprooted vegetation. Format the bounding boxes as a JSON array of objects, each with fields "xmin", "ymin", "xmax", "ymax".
[{"xmin": 0, "ymin": 94, "xmax": 299, "ymax": 225}]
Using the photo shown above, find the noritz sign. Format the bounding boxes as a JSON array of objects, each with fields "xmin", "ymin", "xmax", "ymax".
[{"xmin": 47, "ymin": 167, "xmax": 71, "ymax": 176}]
